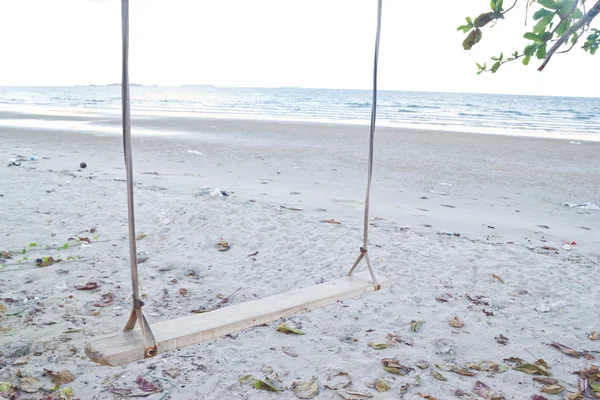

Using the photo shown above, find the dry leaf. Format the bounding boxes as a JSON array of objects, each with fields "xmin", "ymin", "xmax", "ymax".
[
  {"xmin": 291, "ymin": 377, "xmax": 319, "ymax": 399},
  {"xmin": 375, "ymin": 378, "xmax": 390, "ymax": 392},
  {"xmin": 410, "ymin": 320, "xmax": 424, "ymax": 332},
  {"xmin": 435, "ymin": 293, "xmax": 452, "ymax": 302},
  {"xmin": 322, "ymin": 219, "xmax": 341, "ymax": 224},
  {"xmin": 541, "ymin": 384, "xmax": 565, "ymax": 394},
  {"xmin": 163, "ymin": 367, "xmax": 180, "ymax": 379},
  {"xmin": 324, "ymin": 372, "xmax": 351, "ymax": 390},
  {"xmin": 336, "ymin": 389, "xmax": 373, "ymax": 399},
  {"xmin": 43, "ymin": 369, "xmax": 75, "ymax": 385},
  {"xmin": 503, "ymin": 357, "xmax": 524, "ymax": 366},
  {"xmin": 466, "ymin": 361, "xmax": 508, "ymax": 373},
  {"xmin": 93, "ymin": 292, "xmax": 115, "ymax": 307},
  {"xmin": 368, "ymin": 342, "xmax": 392, "ymax": 350},
  {"xmin": 13, "ymin": 355, "xmax": 30, "ymax": 366},
  {"xmin": 513, "ymin": 362, "xmax": 551, "ymax": 376},
  {"xmin": 418, "ymin": 394, "xmax": 438, "ymax": 400},
  {"xmin": 432, "ymin": 370, "xmax": 446, "ymax": 381},
  {"xmin": 135, "ymin": 376, "xmax": 162, "ymax": 393},
  {"xmin": 455, "ymin": 389, "xmax": 478, "ymax": 399},
  {"xmin": 282, "ymin": 346, "xmax": 298, "ymax": 357},
  {"xmin": 492, "ymin": 274, "xmax": 504, "ymax": 283},
  {"xmin": 400, "ymin": 384, "xmax": 410, "ymax": 394},
  {"xmin": 416, "ymin": 360, "xmax": 430, "ymax": 370},
  {"xmin": 0, "ymin": 303, "xmax": 6, "ymax": 313},
  {"xmin": 136, "ymin": 234, "xmax": 146, "ymax": 240},
  {"xmin": 450, "ymin": 316, "xmax": 464, "ymax": 328},
  {"xmin": 19, "ymin": 376, "xmax": 43, "ymax": 393},
  {"xmin": 179, "ymin": 288, "xmax": 188, "ymax": 296},
  {"xmin": 75, "ymin": 282, "xmax": 99, "ymax": 290},
  {"xmin": 276, "ymin": 322, "xmax": 304, "ymax": 335},
  {"xmin": 533, "ymin": 377, "xmax": 558, "ymax": 385},
  {"xmin": 473, "ymin": 381, "xmax": 495, "ymax": 399},
  {"xmin": 495, "ymin": 334, "xmax": 509, "ymax": 345},
  {"xmin": 37, "ymin": 256, "xmax": 57, "ymax": 267},
  {"xmin": 79, "ymin": 237, "xmax": 92, "ymax": 244},
  {"xmin": 437, "ymin": 363, "xmax": 476, "ymax": 376},
  {"xmin": 382, "ymin": 358, "xmax": 413, "ymax": 375},
  {"xmin": 238, "ymin": 375, "xmax": 255, "ymax": 385},
  {"xmin": 542, "ymin": 246, "xmax": 558, "ymax": 251},
  {"xmin": 549, "ymin": 342, "xmax": 594, "ymax": 360},
  {"xmin": 254, "ymin": 378, "xmax": 280, "ymax": 392},
  {"xmin": 531, "ymin": 396, "xmax": 549, "ymax": 400},
  {"xmin": 589, "ymin": 331, "xmax": 600, "ymax": 340}
]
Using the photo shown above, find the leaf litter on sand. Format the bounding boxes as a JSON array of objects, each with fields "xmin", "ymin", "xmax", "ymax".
[
  {"xmin": 541, "ymin": 384, "xmax": 565, "ymax": 394},
  {"xmin": 135, "ymin": 376, "xmax": 162, "ymax": 393},
  {"xmin": 432, "ymin": 370, "xmax": 446, "ymax": 381},
  {"xmin": 473, "ymin": 380, "xmax": 505, "ymax": 400},
  {"xmin": 503, "ymin": 357, "xmax": 524, "ymax": 365},
  {"xmin": 436, "ymin": 363, "xmax": 476, "ymax": 376},
  {"xmin": 43, "ymin": 369, "xmax": 75, "ymax": 385},
  {"xmin": 290, "ymin": 377, "xmax": 318, "ymax": 399},
  {"xmin": 276, "ymin": 322, "xmax": 304, "ymax": 335},
  {"xmin": 589, "ymin": 331, "xmax": 600, "ymax": 340},
  {"xmin": 20, "ymin": 376, "xmax": 44, "ymax": 393},
  {"xmin": 324, "ymin": 372, "xmax": 351, "ymax": 390},
  {"xmin": 368, "ymin": 342, "xmax": 392, "ymax": 350},
  {"xmin": 495, "ymin": 334, "xmax": 509, "ymax": 345},
  {"xmin": 466, "ymin": 361, "xmax": 508, "ymax": 373},
  {"xmin": 450, "ymin": 316, "xmax": 464, "ymax": 328},
  {"xmin": 410, "ymin": 320, "xmax": 424, "ymax": 332},
  {"xmin": 382, "ymin": 358, "xmax": 414, "ymax": 375},
  {"xmin": 336, "ymin": 389, "xmax": 373, "ymax": 399},
  {"xmin": 548, "ymin": 341, "xmax": 595, "ymax": 360},
  {"xmin": 492, "ymin": 274, "xmax": 504, "ymax": 283},
  {"xmin": 375, "ymin": 378, "xmax": 390, "ymax": 392},
  {"xmin": 416, "ymin": 360, "xmax": 430, "ymax": 370},
  {"xmin": 254, "ymin": 377, "xmax": 281, "ymax": 393},
  {"xmin": 282, "ymin": 346, "xmax": 298, "ymax": 357},
  {"xmin": 513, "ymin": 360, "xmax": 551, "ymax": 376},
  {"xmin": 74, "ymin": 282, "xmax": 99, "ymax": 290}
]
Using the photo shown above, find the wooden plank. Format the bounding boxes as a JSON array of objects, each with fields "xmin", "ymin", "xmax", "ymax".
[{"xmin": 86, "ymin": 271, "xmax": 389, "ymax": 366}]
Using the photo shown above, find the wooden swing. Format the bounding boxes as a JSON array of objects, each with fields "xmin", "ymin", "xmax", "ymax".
[{"xmin": 86, "ymin": 0, "xmax": 389, "ymax": 366}]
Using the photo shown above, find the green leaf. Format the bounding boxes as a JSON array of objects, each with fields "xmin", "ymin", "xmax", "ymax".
[
  {"xmin": 573, "ymin": 8, "xmax": 583, "ymax": 18},
  {"xmin": 533, "ymin": 12, "xmax": 555, "ymax": 34},
  {"xmin": 491, "ymin": 61, "xmax": 501, "ymax": 73},
  {"xmin": 63, "ymin": 243, "xmax": 69, "ymax": 250},
  {"xmin": 536, "ymin": 43, "xmax": 547, "ymax": 59},
  {"xmin": 476, "ymin": 62, "xmax": 483, "ymax": 69},
  {"xmin": 368, "ymin": 342, "xmax": 392, "ymax": 350},
  {"xmin": 497, "ymin": 0, "xmax": 504, "ymax": 11},
  {"xmin": 538, "ymin": 0, "xmax": 557, "ymax": 9},
  {"xmin": 571, "ymin": 32, "xmax": 579, "ymax": 44},
  {"xmin": 463, "ymin": 28, "xmax": 483, "ymax": 50},
  {"xmin": 533, "ymin": 8, "xmax": 554, "ymax": 20},
  {"xmin": 555, "ymin": 18, "xmax": 571, "ymax": 37},
  {"xmin": 466, "ymin": 16, "xmax": 473, "ymax": 25},
  {"xmin": 513, "ymin": 363, "xmax": 551, "ymax": 376},
  {"xmin": 410, "ymin": 320, "xmax": 424, "ymax": 332},
  {"xmin": 524, "ymin": 32, "xmax": 542, "ymax": 42},
  {"xmin": 21, "ymin": 248, "xmax": 26, "ymax": 255},
  {"xmin": 29, "ymin": 243, "xmax": 37, "ymax": 248},
  {"xmin": 457, "ymin": 25, "xmax": 471, "ymax": 33},
  {"xmin": 276, "ymin": 322, "xmax": 304, "ymax": 335},
  {"xmin": 524, "ymin": 44, "xmax": 538, "ymax": 56},
  {"xmin": 522, "ymin": 55, "xmax": 532, "ymax": 65},
  {"xmin": 499, "ymin": 52, "xmax": 503, "ymax": 61},
  {"xmin": 474, "ymin": 11, "xmax": 504, "ymax": 28},
  {"xmin": 541, "ymin": 31, "xmax": 553, "ymax": 41},
  {"xmin": 254, "ymin": 378, "xmax": 280, "ymax": 392}
]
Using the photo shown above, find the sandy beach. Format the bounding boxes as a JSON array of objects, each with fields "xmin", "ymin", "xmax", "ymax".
[{"xmin": 1, "ymin": 118, "xmax": 599, "ymax": 399}]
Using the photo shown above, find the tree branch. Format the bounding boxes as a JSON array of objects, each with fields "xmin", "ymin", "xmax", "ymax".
[
  {"xmin": 503, "ymin": 0, "xmax": 519, "ymax": 14},
  {"xmin": 538, "ymin": 0, "xmax": 600, "ymax": 70}
]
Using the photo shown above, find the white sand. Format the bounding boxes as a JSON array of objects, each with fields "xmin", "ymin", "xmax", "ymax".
[{"xmin": 0, "ymin": 119, "xmax": 599, "ymax": 399}]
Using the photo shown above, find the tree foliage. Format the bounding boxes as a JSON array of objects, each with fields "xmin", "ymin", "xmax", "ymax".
[{"xmin": 458, "ymin": 0, "xmax": 600, "ymax": 72}]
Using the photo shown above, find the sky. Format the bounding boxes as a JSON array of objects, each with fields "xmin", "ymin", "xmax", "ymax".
[{"xmin": 0, "ymin": 0, "xmax": 597, "ymax": 97}]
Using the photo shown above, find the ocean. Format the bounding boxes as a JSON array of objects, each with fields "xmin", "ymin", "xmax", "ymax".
[{"xmin": 0, "ymin": 86, "xmax": 599, "ymax": 141}]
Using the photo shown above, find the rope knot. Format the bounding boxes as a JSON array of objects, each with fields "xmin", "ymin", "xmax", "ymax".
[
  {"xmin": 133, "ymin": 297, "xmax": 145, "ymax": 309},
  {"xmin": 360, "ymin": 247, "xmax": 368, "ymax": 253}
]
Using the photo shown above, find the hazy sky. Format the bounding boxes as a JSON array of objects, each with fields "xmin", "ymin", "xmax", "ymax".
[{"xmin": 0, "ymin": 0, "xmax": 597, "ymax": 96}]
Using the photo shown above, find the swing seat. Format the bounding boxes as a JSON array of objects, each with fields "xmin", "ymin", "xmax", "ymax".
[{"xmin": 85, "ymin": 271, "xmax": 389, "ymax": 366}]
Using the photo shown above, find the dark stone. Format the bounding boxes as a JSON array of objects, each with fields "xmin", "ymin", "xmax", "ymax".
[{"xmin": 80, "ymin": 162, "xmax": 87, "ymax": 169}]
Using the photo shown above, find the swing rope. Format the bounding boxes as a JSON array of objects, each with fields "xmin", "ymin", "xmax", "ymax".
[
  {"xmin": 347, "ymin": 0, "xmax": 383, "ymax": 289},
  {"xmin": 121, "ymin": 0, "xmax": 158, "ymax": 358}
]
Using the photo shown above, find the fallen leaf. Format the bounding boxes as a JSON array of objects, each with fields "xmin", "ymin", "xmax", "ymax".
[
  {"xmin": 468, "ymin": 361, "xmax": 508, "ymax": 373},
  {"xmin": 503, "ymin": 357, "xmax": 523, "ymax": 365},
  {"xmin": 20, "ymin": 376, "xmax": 44, "ymax": 393},
  {"xmin": 495, "ymin": 334, "xmax": 509, "ymax": 345},
  {"xmin": 276, "ymin": 322, "xmax": 304, "ymax": 335},
  {"xmin": 450, "ymin": 316, "xmax": 464, "ymax": 328},
  {"xmin": 135, "ymin": 376, "xmax": 162, "ymax": 393},
  {"xmin": 60, "ymin": 387, "xmax": 74, "ymax": 400},
  {"xmin": 466, "ymin": 294, "xmax": 490, "ymax": 306},
  {"xmin": 247, "ymin": 251, "xmax": 259, "ymax": 257},
  {"xmin": 492, "ymin": 274, "xmax": 504, "ymax": 283},
  {"xmin": 13, "ymin": 355, "xmax": 30, "ymax": 365},
  {"xmin": 382, "ymin": 358, "xmax": 413, "ymax": 375},
  {"xmin": 322, "ymin": 219, "xmax": 341, "ymax": 224},
  {"xmin": 549, "ymin": 342, "xmax": 594, "ymax": 360},
  {"xmin": 291, "ymin": 377, "xmax": 319, "ymax": 399},
  {"xmin": 513, "ymin": 362, "xmax": 551, "ymax": 376},
  {"xmin": 589, "ymin": 331, "xmax": 600, "ymax": 340},
  {"xmin": 0, "ymin": 303, "xmax": 6, "ymax": 313},
  {"xmin": 530, "ymin": 396, "xmax": 549, "ymax": 400},
  {"xmin": 400, "ymin": 383, "xmax": 410, "ymax": 394},
  {"xmin": 542, "ymin": 246, "xmax": 558, "ymax": 251},
  {"xmin": 375, "ymin": 378, "xmax": 390, "ymax": 392},
  {"xmin": 368, "ymin": 342, "xmax": 392, "ymax": 350},
  {"xmin": 43, "ymin": 369, "xmax": 75, "ymax": 385},
  {"xmin": 217, "ymin": 238, "xmax": 230, "ymax": 251},
  {"xmin": 63, "ymin": 328, "xmax": 85, "ymax": 334},
  {"xmin": 136, "ymin": 234, "xmax": 146, "ymax": 241},
  {"xmin": 37, "ymin": 257, "xmax": 57, "ymax": 267},
  {"xmin": 455, "ymin": 389, "xmax": 478, "ymax": 399},
  {"xmin": 473, "ymin": 381, "xmax": 494, "ymax": 399},
  {"xmin": 435, "ymin": 293, "xmax": 452, "ymax": 302},
  {"xmin": 0, "ymin": 382, "xmax": 11, "ymax": 391},
  {"xmin": 79, "ymin": 237, "xmax": 92, "ymax": 244},
  {"xmin": 254, "ymin": 378, "xmax": 280, "ymax": 392},
  {"xmin": 483, "ymin": 309, "xmax": 494, "ymax": 316},
  {"xmin": 163, "ymin": 367, "xmax": 180, "ymax": 379},
  {"xmin": 324, "ymin": 372, "xmax": 351, "ymax": 390},
  {"xmin": 418, "ymin": 393, "xmax": 438, "ymax": 399},
  {"xmin": 179, "ymin": 288, "xmax": 188, "ymax": 296},
  {"xmin": 238, "ymin": 375, "xmax": 255, "ymax": 385},
  {"xmin": 93, "ymin": 292, "xmax": 115, "ymax": 307},
  {"xmin": 415, "ymin": 375, "xmax": 421, "ymax": 385},
  {"xmin": 432, "ymin": 370, "xmax": 446, "ymax": 381},
  {"xmin": 416, "ymin": 360, "xmax": 430, "ymax": 370},
  {"xmin": 437, "ymin": 363, "xmax": 477, "ymax": 376},
  {"xmin": 533, "ymin": 377, "xmax": 558, "ymax": 385},
  {"xmin": 75, "ymin": 282, "xmax": 99, "ymax": 290},
  {"xmin": 589, "ymin": 375, "xmax": 600, "ymax": 392},
  {"xmin": 283, "ymin": 346, "xmax": 298, "ymax": 357},
  {"xmin": 410, "ymin": 320, "xmax": 424, "ymax": 332},
  {"xmin": 336, "ymin": 389, "xmax": 373, "ymax": 399},
  {"xmin": 565, "ymin": 394, "xmax": 585, "ymax": 400},
  {"xmin": 541, "ymin": 384, "xmax": 565, "ymax": 394}
]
